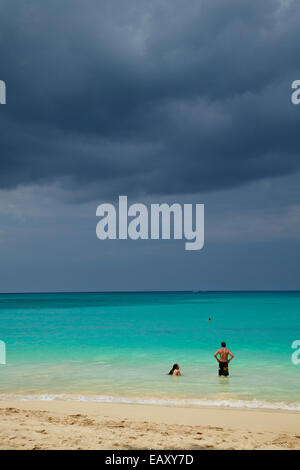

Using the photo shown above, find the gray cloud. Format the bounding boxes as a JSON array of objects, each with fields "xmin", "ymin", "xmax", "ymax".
[{"xmin": 0, "ymin": 0, "xmax": 299, "ymax": 201}]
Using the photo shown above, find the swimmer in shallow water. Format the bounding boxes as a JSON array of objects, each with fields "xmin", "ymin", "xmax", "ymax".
[
  {"xmin": 214, "ymin": 342, "xmax": 234, "ymax": 376},
  {"xmin": 168, "ymin": 363, "xmax": 181, "ymax": 376}
]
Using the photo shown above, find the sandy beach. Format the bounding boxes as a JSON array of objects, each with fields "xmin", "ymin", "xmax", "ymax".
[{"xmin": 0, "ymin": 400, "xmax": 299, "ymax": 450}]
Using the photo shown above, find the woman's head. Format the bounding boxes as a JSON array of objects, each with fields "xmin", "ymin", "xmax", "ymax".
[{"xmin": 168, "ymin": 363, "xmax": 180, "ymax": 375}]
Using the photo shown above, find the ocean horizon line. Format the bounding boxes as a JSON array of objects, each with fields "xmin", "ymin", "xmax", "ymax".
[{"xmin": 0, "ymin": 289, "xmax": 300, "ymax": 295}]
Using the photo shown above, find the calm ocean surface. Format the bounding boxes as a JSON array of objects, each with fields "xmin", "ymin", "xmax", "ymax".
[{"xmin": 0, "ymin": 292, "xmax": 299, "ymax": 410}]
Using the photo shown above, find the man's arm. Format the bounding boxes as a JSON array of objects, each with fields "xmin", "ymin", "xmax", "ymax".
[
  {"xmin": 214, "ymin": 350, "xmax": 220, "ymax": 362},
  {"xmin": 228, "ymin": 350, "xmax": 234, "ymax": 362}
]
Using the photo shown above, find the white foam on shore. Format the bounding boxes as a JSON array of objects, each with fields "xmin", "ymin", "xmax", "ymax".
[{"xmin": 0, "ymin": 394, "xmax": 299, "ymax": 412}]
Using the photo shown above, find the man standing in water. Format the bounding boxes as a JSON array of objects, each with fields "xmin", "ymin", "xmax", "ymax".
[{"xmin": 214, "ymin": 342, "xmax": 234, "ymax": 376}]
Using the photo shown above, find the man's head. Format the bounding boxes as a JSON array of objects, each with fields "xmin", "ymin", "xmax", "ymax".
[{"xmin": 221, "ymin": 342, "xmax": 226, "ymax": 348}]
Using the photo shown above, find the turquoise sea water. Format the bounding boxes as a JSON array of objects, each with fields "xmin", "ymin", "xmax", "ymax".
[{"xmin": 0, "ymin": 292, "xmax": 299, "ymax": 410}]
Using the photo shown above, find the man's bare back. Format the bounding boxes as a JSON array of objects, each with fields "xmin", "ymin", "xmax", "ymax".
[{"xmin": 214, "ymin": 347, "xmax": 234, "ymax": 362}]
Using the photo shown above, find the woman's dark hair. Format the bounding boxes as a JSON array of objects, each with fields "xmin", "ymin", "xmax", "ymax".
[{"xmin": 168, "ymin": 363, "xmax": 179, "ymax": 375}]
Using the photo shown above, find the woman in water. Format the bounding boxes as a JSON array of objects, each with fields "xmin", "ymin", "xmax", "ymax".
[{"xmin": 168, "ymin": 363, "xmax": 181, "ymax": 376}]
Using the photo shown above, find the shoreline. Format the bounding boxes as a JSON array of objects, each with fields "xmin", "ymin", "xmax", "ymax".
[
  {"xmin": 0, "ymin": 393, "xmax": 299, "ymax": 412},
  {"xmin": 0, "ymin": 400, "xmax": 299, "ymax": 449}
]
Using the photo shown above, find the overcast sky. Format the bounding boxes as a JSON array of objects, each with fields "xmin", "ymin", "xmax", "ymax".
[{"xmin": 0, "ymin": 0, "xmax": 299, "ymax": 292}]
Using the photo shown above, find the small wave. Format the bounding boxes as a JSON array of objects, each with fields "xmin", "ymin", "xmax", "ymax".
[{"xmin": 0, "ymin": 393, "xmax": 299, "ymax": 412}]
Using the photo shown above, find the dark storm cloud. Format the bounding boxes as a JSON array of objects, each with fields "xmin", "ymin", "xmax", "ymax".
[{"xmin": 0, "ymin": 0, "xmax": 299, "ymax": 200}]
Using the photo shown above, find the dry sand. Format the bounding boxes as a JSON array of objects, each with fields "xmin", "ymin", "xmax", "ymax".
[{"xmin": 0, "ymin": 400, "xmax": 299, "ymax": 450}]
